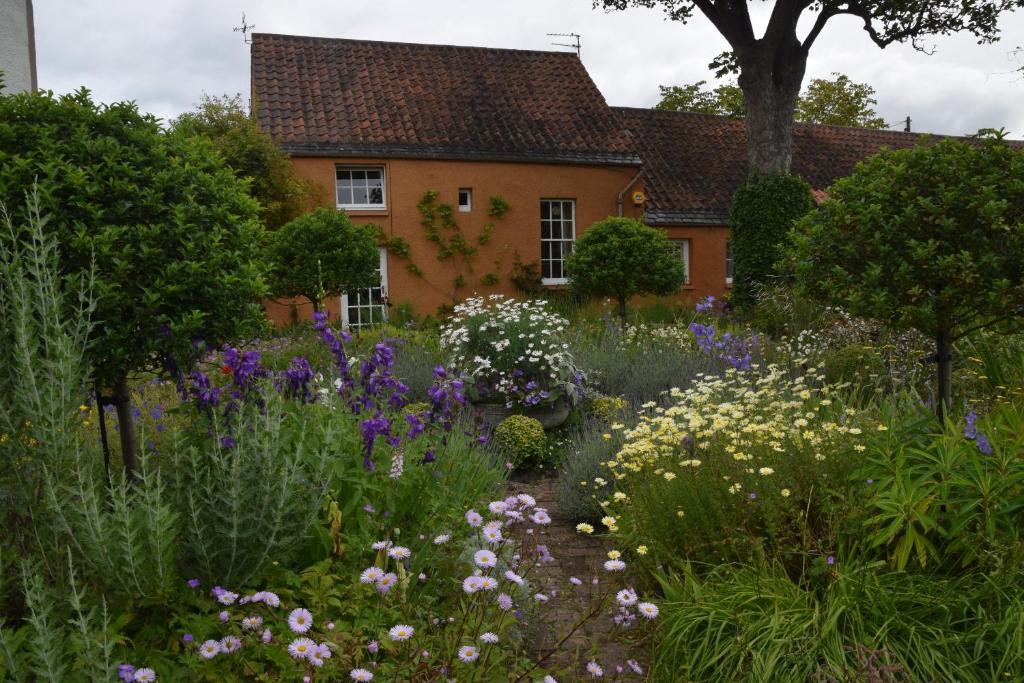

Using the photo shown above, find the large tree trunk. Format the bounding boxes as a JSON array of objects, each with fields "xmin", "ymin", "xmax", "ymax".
[
  {"xmin": 111, "ymin": 375, "xmax": 139, "ymax": 480},
  {"xmin": 617, "ymin": 295, "xmax": 628, "ymax": 330},
  {"xmin": 737, "ymin": 42, "xmax": 807, "ymax": 175}
]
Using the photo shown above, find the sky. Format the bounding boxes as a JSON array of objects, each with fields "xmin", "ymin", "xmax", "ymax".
[{"xmin": 33, "ymin": 0, "xmax": 1024, "ymax": 136}]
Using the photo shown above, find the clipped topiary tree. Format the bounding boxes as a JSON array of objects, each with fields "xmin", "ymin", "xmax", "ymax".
[
  {"xmin": 0, "ymin": 89, "xmax": 267, "ymax": 476},
  {"xmin": 729, "ymin": 173, "xmax": 814, "ymax": 309},
  {"xmin": 565, "ymin": 217, "xmax": 687, "ymax": 325},
  {"xmin": 265, "ymin": 207, "xmax": 381, "ymax": 313},
  {"xmin": 787, "ymin": 134, "xmax": 1024, "ymax": 420}
]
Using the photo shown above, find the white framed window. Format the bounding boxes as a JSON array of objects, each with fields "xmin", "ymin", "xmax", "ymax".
[
  {"xmin": 336, "ymin": 167, "xmax": 386, "ymax": 210},
  {"xmin": 541, "ymin": 199, "xmax": 575, "ymax": 285},
  {"xmin": 725, "ymin": 239, "xmax": 734, "ymax": 285},
  {"xmin": 458, "ymin": 188, "xmax": 472, "ymax": 212},
  {"xmin": 342, "ymin": 248, "xmax": 388, "ymax": 329},
  {"xmin": 671, "ymin": 239, "xmax": 691, "ymax": 284}
]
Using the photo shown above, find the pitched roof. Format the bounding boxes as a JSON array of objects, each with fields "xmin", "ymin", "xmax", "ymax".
[
  {"xmin": 251, "ymin": 33, "xmax": 641, "ymax": 166},
  {"xmin": 614, "ymin": 107, "xmax": 1023, "ymax": 225}
]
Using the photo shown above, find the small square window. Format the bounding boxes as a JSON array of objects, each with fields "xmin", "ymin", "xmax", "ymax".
[{"xmin": 458, "ymin": 188, "xmax": 472, "ymax": 212}]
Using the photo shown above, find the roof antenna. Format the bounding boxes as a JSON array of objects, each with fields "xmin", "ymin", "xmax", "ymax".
[
  {"xmin": 547, "ymin": 32, "xmax": 581, "ymax": 58},
  {"xmin": 234, "ymin": 12, "xmax": 255, "ymax": 44}
]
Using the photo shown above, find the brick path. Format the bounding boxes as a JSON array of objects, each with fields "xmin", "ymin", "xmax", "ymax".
[{"xmin": 506, "ymin": 474, "xmax": 647, "ymax": 681}]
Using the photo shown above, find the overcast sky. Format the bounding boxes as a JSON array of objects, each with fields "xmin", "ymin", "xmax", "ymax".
[{"xmin": 33, "ymin": 0, "xmax": 1024, "ymax": 136}]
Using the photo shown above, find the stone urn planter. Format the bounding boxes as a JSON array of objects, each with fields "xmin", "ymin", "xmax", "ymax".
[{"xmin": 473, "ymin": 399, "xmax": 571, "ymax": 430}]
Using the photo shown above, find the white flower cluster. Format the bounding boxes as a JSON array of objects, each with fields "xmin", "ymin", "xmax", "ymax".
[{"xmin": 441, "ymin": 295, "xmax": 581, "ymax": 408}]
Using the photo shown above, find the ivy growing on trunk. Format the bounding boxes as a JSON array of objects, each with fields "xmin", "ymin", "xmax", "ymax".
[{"xmin": 729, "ymin": 172, "xmax": 814, "ymax": 309}]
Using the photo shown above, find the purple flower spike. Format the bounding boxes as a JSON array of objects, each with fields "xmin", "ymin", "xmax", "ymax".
[{"xmin": 964, "ymin": 411, "xmax": 979, "ymax": 440}]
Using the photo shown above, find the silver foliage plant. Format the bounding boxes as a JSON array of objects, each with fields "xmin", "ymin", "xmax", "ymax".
[
  {"xmin": 0, "ymin": 555, "xmax": 116, "ymax": 682},
  {"xmin": 0, "ymin": 192, "xmax": 95, "ymax": 531},
  {"xmin": 170, "ymin": 389, "xmax": 330, "ymax": 586},
  {"xmin": 46, "ymin": 448, "xmax": 180, "ymax": 600}
]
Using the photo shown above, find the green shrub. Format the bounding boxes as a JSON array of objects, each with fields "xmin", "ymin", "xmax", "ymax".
[
  {"xmin": 0, "ymin": 89, "xmax": 268, "ymax": 476},
  {"xmin": 170, "ymin": 94, "xmax": 314, "ymax": 229},
  {"xmin": 265, "ymin": 207, "xmax": 380, "ymax": 312},
  {"xmin": 586, "ymin": 394, "xmax": 629, "ymax": 423},
  {"xmin": 854, "ymin": 401, "xmax": 1024, "ymax": 571},
  {"xmin": 729, "ymin": 172, "xmax": 814, "ymax": 309},
  {"xmin": 565, "ymin": 217, "xmax": 686, "ymax": 326},
  {"xmin": 787, "ymin": 135, "xmax": 1024, "ymax": 418},
  {"xmin": 493, "ymin": 415, "xmax": 546, "ymax": 469}
]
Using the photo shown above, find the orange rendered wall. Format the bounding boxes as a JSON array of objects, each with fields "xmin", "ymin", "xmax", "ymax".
[
  {"xmin": 662, "ymin": 224, "xmax": 732, "ymax": 304},
  {"xmin": 264, "ymin": 156, "xmax": 734, "ymax": 325},
  {"xmin": 267, "ymin": 157, "xmax": 645, "ymax": 323}
]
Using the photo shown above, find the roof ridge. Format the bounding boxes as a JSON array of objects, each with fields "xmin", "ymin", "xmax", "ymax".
[
  {"xmin": 251, "ymin": 32, "xmax": 580, "ymax": 58},
  {"xmin": 613, "ymin": 105, "xmax": 1022, "ymax": 142}
]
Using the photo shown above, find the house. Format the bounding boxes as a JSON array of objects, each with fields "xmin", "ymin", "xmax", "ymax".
[
  {"xmin": 0, "ymin": 0, "xmax": 37, "ymax": 94},
  {"xmin": 611, "ymin": 108, "xmax": 956, "ymax": 299},
  {"xmin": 250, "ymin": 32, "xmax": 998, "ymax": 326},
  {"xmin": 252, "ymin": 33, "xmax": 645, "ymax": 326}
]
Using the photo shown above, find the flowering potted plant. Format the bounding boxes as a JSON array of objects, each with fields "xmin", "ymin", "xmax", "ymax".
[{"xmin": 440, "ymin": 295, "xmax": 583, "ymax": 428}]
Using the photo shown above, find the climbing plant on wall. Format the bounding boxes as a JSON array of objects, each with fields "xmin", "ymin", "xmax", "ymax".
[{"xmin": 417, "ymin": 190, "xmax": 511, "ymax": 299}]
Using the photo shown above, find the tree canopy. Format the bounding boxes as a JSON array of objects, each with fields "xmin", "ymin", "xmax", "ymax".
[
  {"xmin": 0, "ymin": 88, "xmax": 267, "ymax": 473},
  {"xmin": 265, "ymin": 208, "xmax": 381, "ymax": 313},
  {"xmin": 656, "ymin": 81, "xmax": 745, "ymax": 117},
  {"xmin": 787, "ymin": 134, "xmax": 1024, "ymax": 419},
  {"xmin": 565, "ymin": 217, "xmax": 687, "ymax": 324},
  {"xmin": 657, "ymin": 73, "xmax": 887, "ymax": 128},
  {"xmin": 171, "ymin": 94, "xmax": 314, "ymax": 229},
  {"xmin": 601, "ymin": 0, "xmax": 1023, "ymax": 173}
]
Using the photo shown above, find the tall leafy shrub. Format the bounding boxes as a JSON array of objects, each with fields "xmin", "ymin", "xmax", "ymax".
[
  {"xmin": 788, "ymin": 135, "xmax": 1024, "ymax": 419},
  {"xmin": 0, "ymin": 89, "xmax": 267, "ymax": 476},
  {"xmin": 171, "ymin": 94, "xmax": 315, "ymax": 229},
  {"xmin": 729, "ymin": 173, "xmax": 813, "ymax": 309}
]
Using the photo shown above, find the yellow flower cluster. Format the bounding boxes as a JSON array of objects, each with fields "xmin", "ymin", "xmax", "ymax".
[{"xmin": 603, "ymin": 365, "xmax": 865, "ymax": 501}]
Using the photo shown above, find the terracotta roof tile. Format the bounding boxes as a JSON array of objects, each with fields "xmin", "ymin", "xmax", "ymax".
[
  {"xmin": 614, "ymin": 107, "xmax": 1024, "ymax": 225},
  {"xmin": 251, "ymin": 33, "xmax": 641, "ymax": 166}
]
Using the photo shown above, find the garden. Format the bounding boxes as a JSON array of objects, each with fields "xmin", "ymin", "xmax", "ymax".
[{"xmin": 2, "ymin": 92, "xmax": 1024, "ymax": 683}]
